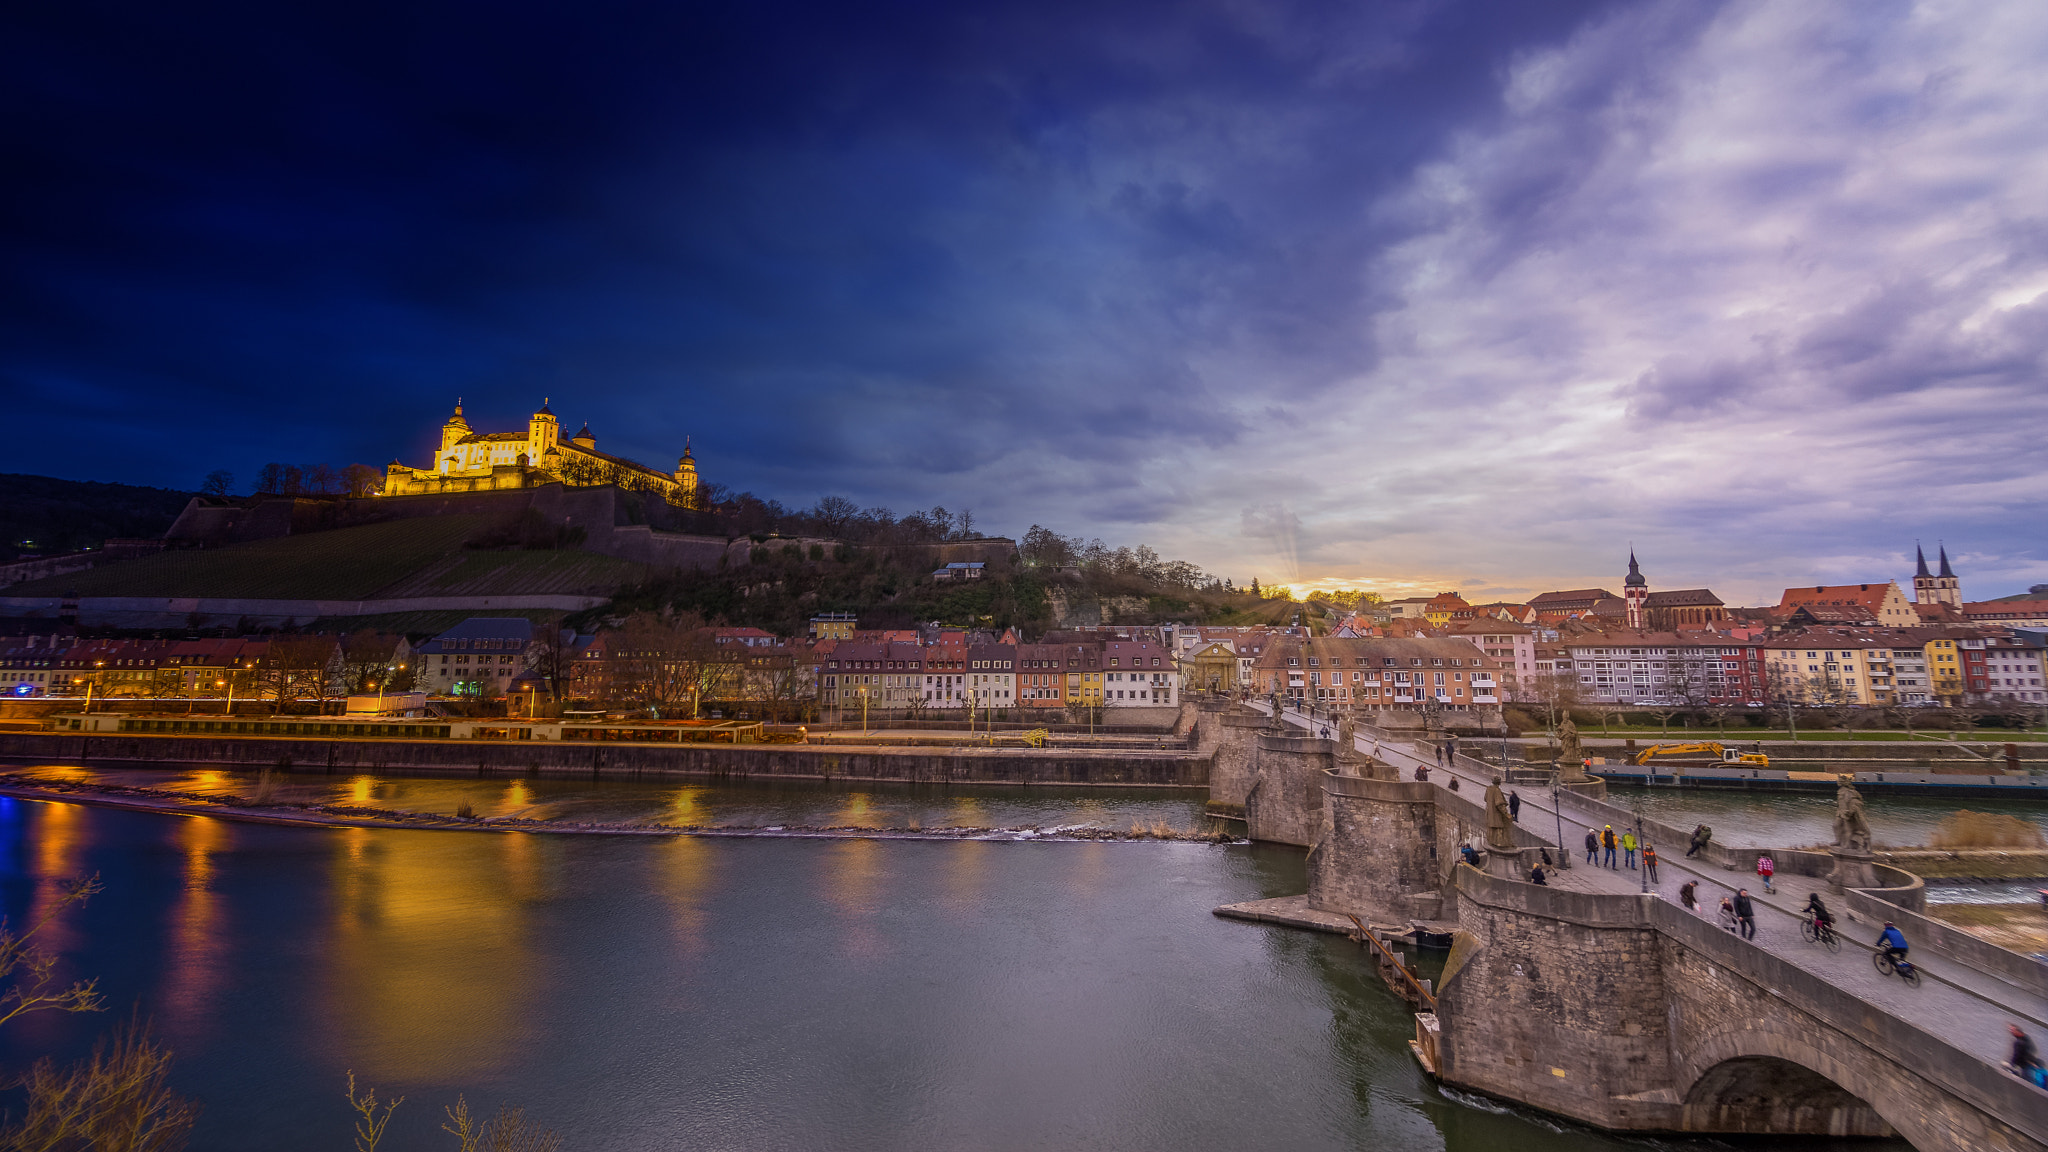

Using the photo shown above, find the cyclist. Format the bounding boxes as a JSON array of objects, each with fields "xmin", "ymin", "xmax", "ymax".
[
  {"xmin": 1802, "ymin": 892, "xmax": 1834, "ymax": 933},
  {"xmin": 1877, "ymin": 922, "xmax": 1909, "ymax": 967}
]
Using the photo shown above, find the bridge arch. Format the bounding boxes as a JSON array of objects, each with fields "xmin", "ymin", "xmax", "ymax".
[{"xmin": 1680, "ymin": 1021, "xmax": 1923, "ymax": 1146}]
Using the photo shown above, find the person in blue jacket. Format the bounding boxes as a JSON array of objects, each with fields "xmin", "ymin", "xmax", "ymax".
[{"xmin": 1877, "ymin": 922, "xmax": 1909, "ymax": 966}]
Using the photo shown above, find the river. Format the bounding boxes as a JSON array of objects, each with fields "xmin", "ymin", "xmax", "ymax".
[{"xmin": 0, "ymin": 761, "xmax": 1954, "ymax": 1150}]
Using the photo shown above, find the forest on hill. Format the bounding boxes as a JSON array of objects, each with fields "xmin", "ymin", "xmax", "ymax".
[{"xmin": 0, "ymin": 473, "xmax": 195, "ymax": 558}]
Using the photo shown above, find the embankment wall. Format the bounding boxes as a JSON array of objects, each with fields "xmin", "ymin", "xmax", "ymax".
[{"xmin": 0, "ymin": 732, "xmax": 1207, "ymax": 788}]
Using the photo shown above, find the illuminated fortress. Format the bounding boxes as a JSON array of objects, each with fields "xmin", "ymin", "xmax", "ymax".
[{"xmin": 384, "ymin": 399, "xmax": 700, "ymax": 505}]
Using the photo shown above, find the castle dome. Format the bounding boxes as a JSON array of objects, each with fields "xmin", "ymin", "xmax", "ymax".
[
  {"xmin": 534, "ymin": 397, "xmax": 555, "ymax": 418},
  {"xmin": 444, "ymin": 399, "xmax": 469, "ymax": 428}
]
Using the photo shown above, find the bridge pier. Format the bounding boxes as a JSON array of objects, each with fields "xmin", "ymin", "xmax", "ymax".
[
  {"xmin": 1308, "ymin": 772, "xmax": 1445, "ymax": 923},
  {"xmin": 1202, "ymin": 705, "xmax": 1276, "ymax": 816},
  {"xmin": 1243, "ymin": 733, "xmax": 1333, "ymax": 847}
]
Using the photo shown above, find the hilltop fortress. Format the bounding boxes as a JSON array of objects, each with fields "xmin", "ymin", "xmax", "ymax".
[{"xmin": 384, "ymin": 399, "xmax": 701, "ymax": 506}]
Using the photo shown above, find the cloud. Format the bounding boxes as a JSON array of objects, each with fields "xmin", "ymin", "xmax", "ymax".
[{"xmin": 1150, "ymin": 0, "xmax": 2048, "ymax": 601}]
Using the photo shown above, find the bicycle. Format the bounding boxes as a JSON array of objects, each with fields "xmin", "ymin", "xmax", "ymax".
[
  {"xmin": 1873, "ymin": 949, "xmax": 1922, "ymax": 987},
  {"xmin": 1799, "ymin": 917, "xmax": 1841, "ymax": 953}
]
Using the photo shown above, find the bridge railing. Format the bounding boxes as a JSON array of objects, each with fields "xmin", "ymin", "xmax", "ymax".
[{"xmin": 1454, "ymin": 865, "xmax": 2048, "ymax": 1146}]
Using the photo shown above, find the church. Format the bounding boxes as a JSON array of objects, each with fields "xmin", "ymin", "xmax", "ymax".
[{"xmin": 384, "ymin": 400, "xmax": 701, "ymax": 505}]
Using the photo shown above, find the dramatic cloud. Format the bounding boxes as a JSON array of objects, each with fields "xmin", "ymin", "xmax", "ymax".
[
  {"xmin": 1154, "ymin": 0, "xmax": 2048, "ymax": 601},
  {"xmin": 3, "ymin": 0, "xmax": 2043, "ymax": 601}
]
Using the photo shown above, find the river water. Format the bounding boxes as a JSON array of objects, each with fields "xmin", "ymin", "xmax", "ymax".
[{"xmin": 0, "ymin": 760, "xmax": 1972, "ymax": 1150}]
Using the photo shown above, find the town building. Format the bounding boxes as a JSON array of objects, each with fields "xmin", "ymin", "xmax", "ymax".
[
  {"xmin": 384, "ymin": 400, "xmax": 702, "ymax": 505},
  {"xmin": 1442, "ymin": 620, "xmax": 1535, "ymax": 697},
  {"xmin": 1423, "ymin": 593, "xmax": 1472, "ymax": 626},
  {"xmin": 417, "ymin": 618, "xmax": 537, "ymax": 697},
  {"xmin": 808, "ymin": 613, "xmax": 858, "ymax": 640},
  {"xmin": 963, "ymin": 642, "xmax": 1016, "ymax": 711},
  {"xmin": 1974, "ymin": 633, "xmax": 2046, "ymax": 704},
  {"xmin": 1776, "ymin": 581, "xmax": 1919, "ymax": 628},
  {"xmin": 1528, "ymin": 588, "xmax": 1621, "ymax": 623},
  {"xmin": 1251, "ymin": 636, "xmax": 1503, "ymax": 711},
  {"xmin": 1558, "ymin": 631, "xmax": 1767, "ymax": 706},
  {"xmin": 1015, "ymin": 643, "xmax": 1069, "ymax": 708},
  {"xmin": 1101, "ymin": 639, "xmax": 1177, "ymax": 707},
  {"xmin": 1762, "ymin": 630, "xmax": 1902, "ymax": 707}
]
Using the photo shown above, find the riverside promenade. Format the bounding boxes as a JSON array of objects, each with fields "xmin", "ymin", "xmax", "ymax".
[{"xmin": 1249, "ymin": 700, "xmax": 2048, "ymax": 1148}]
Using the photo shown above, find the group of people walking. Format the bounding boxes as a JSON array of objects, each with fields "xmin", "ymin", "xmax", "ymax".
[{"xmin": 1581, "ymin": 825, "xmax": 1656, "ymax": 880}]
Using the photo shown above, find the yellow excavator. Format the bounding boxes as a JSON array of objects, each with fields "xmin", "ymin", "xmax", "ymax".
[{"xmin": 1632, "ymin": 742, "xmax": 1769, "ymax": 768}]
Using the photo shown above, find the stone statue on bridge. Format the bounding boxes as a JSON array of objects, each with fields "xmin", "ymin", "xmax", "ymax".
[
  {"xmin": 1833, "ymin": 777, "xmax": 1873, "ymax": 853},
  {"xmin": 1485, "ymin": 776, "xmax": 1518, "ymax": 851},
  {"xmin": 1555, "ymin": 717, "xmax": 1588, "ymax": 783}
]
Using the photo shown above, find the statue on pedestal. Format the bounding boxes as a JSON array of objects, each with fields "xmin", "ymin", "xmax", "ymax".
[
  {"xmin": 1833, "ymin": 777, "xmax": 1872, "ymax": 852},
  {"xmin": 1484, "ymin": 776, "xmax": 1518, "ymax": 851},
  {"xmin": 1556, "ymin": 716, "xmax": 1588, "ymax": 783}
]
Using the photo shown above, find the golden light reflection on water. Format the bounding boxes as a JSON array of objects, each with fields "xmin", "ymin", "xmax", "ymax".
[
  {"xmin": 670, "ymin": 788, "xmax": 712, "ymax": 827},
  {"xmin": 161, "ymin": 816, "xmax": 229, "ymax": 1032},
  {"xmin": 347, "ymin": 775, "xmax": 378, "ymax": 806},
  {"xmin": 833, "ymin": 792, "xmax": 889, "ymax": 829},
  {"xmin": 939, "ymin": 837, "xmax": 989, "ymax": 914},
  {"xmin": 824, "ymin": 838, "xmax": 889, "ymax": 957},
  {"xmin": 495, "ymin": 779, "xmax": 534, "ymax": 818},
  {"xmin": 942, "ymin": 797, "xmax": 990, "ymax": 829},
  {"xmin": 655, "ymin": 836, "xmax": 715, "ymax": 956},
  {"xmin": 322, "ymin": 832, "xmax": 539, "ymax": 1085},
  {"xmin": 28, "ymin": 802, "xmax": 85, "ymax": 953},
  {"xmin": 1063, "ymin": 841, "xmax": 1108, "ymax": 898}
]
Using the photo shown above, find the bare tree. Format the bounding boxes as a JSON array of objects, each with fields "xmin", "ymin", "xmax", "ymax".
[{"xmin": 200, "ymin": 470, "xmax": 235, "ymax": 496}]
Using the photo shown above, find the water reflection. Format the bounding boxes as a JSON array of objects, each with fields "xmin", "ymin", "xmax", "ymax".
[
  {"xmin": 321, "ymin": 831, "xmax": 539, "ymax": 1085},
  {"xmin": 161, "ymin": 816, "xmax": 229, "ymax": 1034}
]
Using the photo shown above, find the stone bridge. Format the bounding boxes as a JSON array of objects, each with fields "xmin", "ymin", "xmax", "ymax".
[{"xmin": 1197, "ymin": 700, "xmax": 2048, "ymax": 1151}]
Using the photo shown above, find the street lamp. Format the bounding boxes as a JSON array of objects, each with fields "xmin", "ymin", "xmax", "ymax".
[{"xmin": 1551, "ymin": 777, "xmax": 1571, "ymax": 871}]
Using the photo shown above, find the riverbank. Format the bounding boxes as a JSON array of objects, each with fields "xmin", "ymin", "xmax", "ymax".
[
  {"xmin": 0, "ymin": 774, "xmax": 1238, "ymax": 843},
  {"xmin": 0, "ymin": 729, "xmax": 1208, "ymax": 788}
]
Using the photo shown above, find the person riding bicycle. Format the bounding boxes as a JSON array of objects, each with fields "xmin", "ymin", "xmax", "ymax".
[
  {"xmin": 1877, "ymin": 921, "xmax": 1910, "ymax": 966},
  {"xmin": 1802, "ymin": 892, "xmax": 1834, "ymax": 931}
]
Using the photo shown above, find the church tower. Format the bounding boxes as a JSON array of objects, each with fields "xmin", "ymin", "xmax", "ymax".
[
  {"xmin": 1914, "ymin": 542, "xmax": 1961, "ymax": 607},
  {"xmin": 1624, "ymin": 550, "xmax": 1649, "ymax": 630}
]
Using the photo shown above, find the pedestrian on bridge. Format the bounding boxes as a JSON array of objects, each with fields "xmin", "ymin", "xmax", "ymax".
[
  {"xmin": 1508, "ymin": 790, "xmax": 1521, "ymax": 822},
  {"xmin": 2010, "ymin": 1025, "xmax": 2042, "ymax": 1084},
  {"xmin": 1602, "ymin": 826, "xmax": 1618, "ymax": 869},
  {"xmin": 1643, "ymin": 844, "xmax": 1659, "ymax": 883},
  {"xmin": 1733, "ymin": 889, "xmax": 1757, "ymax": 940},
  {"xmin": 1435, "ymin": 743, "xmax": 1445, "ymax": 767},
  {"xmin": 1584, "ymin": 829, "xmax": 1599, "ymax": 865},
  {"xmin": 1756, "ymin": 853, "xmax": 1776, "ymax": 894},
  {"xmin": 1679, "ymin": 879, "xmax": 1699, "ymax": 915},
  {"xmin": 1621, "ymin": 830, "xmax": 1638, "ymax": 870},
  {"xmin": 1686, "ymin": 823, "xmax": 1712, "ymax": 858}
]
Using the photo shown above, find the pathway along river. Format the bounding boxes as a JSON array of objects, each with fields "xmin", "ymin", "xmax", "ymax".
[{"xmin": 0, "ymin": 760, "xmax": 1963, "ymax": 1151}]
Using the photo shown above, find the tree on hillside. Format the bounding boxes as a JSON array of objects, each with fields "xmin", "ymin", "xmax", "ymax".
[
  {"xmin": 612, "ymin": 611, "xmax": 715, "ymax": 717},
  {"xmin": 339, "ymin": 629, "xmax": 402, "ymax": 695},
  {"xmin": 200, "ymin": 470, "xmax": 234, "ymax": 496}
]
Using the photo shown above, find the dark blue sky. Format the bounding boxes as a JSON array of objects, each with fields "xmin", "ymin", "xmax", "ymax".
[{"xmin": 7, "ymin": 0, "xmax": 2045, "ymax": 600}]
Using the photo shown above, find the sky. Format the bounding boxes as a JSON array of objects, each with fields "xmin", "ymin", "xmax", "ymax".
[{"xmin": 5, "ymin": 0, "xmax": 2046, "ymax": 605}]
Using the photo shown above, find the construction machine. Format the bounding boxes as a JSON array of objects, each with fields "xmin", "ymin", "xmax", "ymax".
[{"xmin": 1632, "ymin": 742, "xmax": 1769, "ymax": 768}]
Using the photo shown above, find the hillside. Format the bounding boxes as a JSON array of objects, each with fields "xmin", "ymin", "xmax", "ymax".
[
  {"xmin": 4, "ymin": 515, "xmax": 648, "ymax": 601},
  {"xmin": 600, "ymin": 546, "xmax": 1279, "ymax": 635},
  {"xmin": 1, "ymin": 473, "xmax": 195, "ymax": 557}
]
